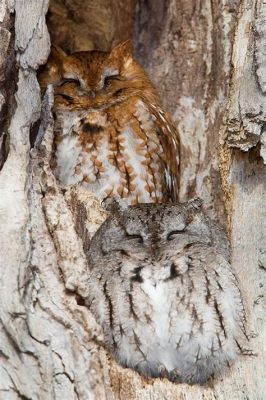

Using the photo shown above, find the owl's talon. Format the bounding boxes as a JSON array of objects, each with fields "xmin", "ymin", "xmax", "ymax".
[
  {"xmin": 166, "ymin": 368, "xmax": 181, "ymax": 383},
  {"xmin": 158, "ymin": 364, "xmax": 168, "ymax": 377}
]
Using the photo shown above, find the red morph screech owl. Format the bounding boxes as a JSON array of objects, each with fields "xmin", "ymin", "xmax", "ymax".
[{"xmin": 39, "ymin": 40, "xmax": 180, "ymax": 205}]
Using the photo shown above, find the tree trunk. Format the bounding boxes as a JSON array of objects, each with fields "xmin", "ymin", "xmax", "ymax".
[{"xmin": 0, "ymin": 0, "xmax": 265, "ymax": 399}]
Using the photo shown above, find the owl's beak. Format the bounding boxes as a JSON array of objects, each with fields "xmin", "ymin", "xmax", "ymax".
[
  {"xmin": 83, "ymin": 88, "xmax": 96, "ymax": 98},
  {"xmin": 88, "ymin": 91, "xmax": 96, "ymax": 99}
]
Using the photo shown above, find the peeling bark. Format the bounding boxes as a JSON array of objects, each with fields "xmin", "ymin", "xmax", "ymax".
[{"xmin": 0, "ymin": 1, "xmax": 265, "ymax": 399}]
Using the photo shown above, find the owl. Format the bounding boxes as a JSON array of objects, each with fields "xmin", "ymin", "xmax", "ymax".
[
  {"xmin": 85, "ymin": 199, "xmax": 247, "ymax": 384},
  {"xmin": 38, "ymin": 41, "xmax": 179, "ymax": 205}
]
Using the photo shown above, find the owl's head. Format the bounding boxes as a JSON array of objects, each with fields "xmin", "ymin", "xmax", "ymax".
[
  {"xmin": 38, "ymin": 40, "xmax": 157, "ymax": 110},
  {"xmin": 89, "ymin": 199, "xmax": 229, "ymax": 263}
]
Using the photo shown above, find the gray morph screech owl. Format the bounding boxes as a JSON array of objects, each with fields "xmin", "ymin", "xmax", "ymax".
[{"xmin": 86, "ymin": 199, "xmax": 247, "ymax": 384}]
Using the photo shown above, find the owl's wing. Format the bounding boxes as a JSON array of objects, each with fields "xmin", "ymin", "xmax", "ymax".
[{"xmin": 148, "ymin": 104, "xmax": 180, "ymax": 202}]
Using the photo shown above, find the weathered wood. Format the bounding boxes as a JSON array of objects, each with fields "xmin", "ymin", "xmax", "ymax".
[
  {"xmin": 0, "ymin": 0, "xmax": 16, "ymax": 170},
  {"xmin": 0, "ymin": 0, "xmax": 265, "ymax": 399},
  {"xmin": 135, "ymin": 0, "xmax": 240, "ymax": 225}
]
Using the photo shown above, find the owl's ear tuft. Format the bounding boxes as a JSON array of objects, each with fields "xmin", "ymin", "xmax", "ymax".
[
  {"xmin": 50, "ymin": 45, "xmax": 67, "ymax": 63},
  {"xmin": 187, "ymin": 198, "xmax": 203, "ymax": 211},
  {"xmin": 38, "ymin": 45, "xmax": 67, "ymax": 92},
  {"xmin": 110, "ymin": 40, "xmax": 133, "ymax": 60},
  {"xmin": 107, "ymin": 198, "xmax": 129, "ymax": 215}
]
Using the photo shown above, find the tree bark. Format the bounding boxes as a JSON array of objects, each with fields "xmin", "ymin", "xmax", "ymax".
[{"xmin": 0, "ymin": 0, "xmax": 265, "ymax": 399}]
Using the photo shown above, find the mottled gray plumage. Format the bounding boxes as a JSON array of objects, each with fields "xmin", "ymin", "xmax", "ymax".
[{"xmin": 86, "ymin": 199, "xmax": 247, "ymax": 384}]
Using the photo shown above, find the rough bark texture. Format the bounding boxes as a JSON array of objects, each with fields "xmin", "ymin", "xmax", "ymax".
[
  {"xmin": 0, "ymin": 0, "xmax": 16, "ymax": 170},
  {"xmin": 135, "ymin": 0, "xmax": 238, "ymax": 225},
  {"xmin": 0, "ymin": 0, "xmax": 265, "ymax": 399}
]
